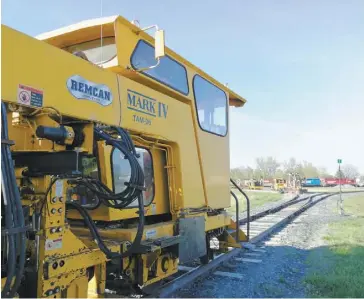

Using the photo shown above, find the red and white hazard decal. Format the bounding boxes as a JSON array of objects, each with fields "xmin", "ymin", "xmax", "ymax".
[{"xmin": 17, "ymin": 84, "xmax": 43, "ymax": 107}]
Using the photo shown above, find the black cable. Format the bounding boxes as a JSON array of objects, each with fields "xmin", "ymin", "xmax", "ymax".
[
  {"xmin": 65, "ymin": 126, "xmax": 145, "ymax": 258},
  {"xmin": 67, "ymin": 195, "xmax": 144, "ymax": 259},
  {"xmin": 87, "ymin": 127, "xmax": 145, "ymax": 208},
  {"xmin": 66, "ymin": 201, "xmax": 118, "ymax": 258},
  {"xmin": 1, "ymin": 102, "xmax": 26, "ymax": 298},
  {"xmin": 2, "ymin": 106, "xmax": 18, "ymax": 298},
  {"xmin": 1, "ymin": 159, "xmax": 16, "ymax": 296}
]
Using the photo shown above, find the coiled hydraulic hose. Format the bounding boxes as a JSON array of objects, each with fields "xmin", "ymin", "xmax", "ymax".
[
  {"xmin": 95, "ymin": 127, "xmax": 145, "ymax": 204},
  {"xmin": 66, "ymin": 126, "xmax": 145, "ymax": 259},
  {"xmin": 1, "ymin": 103, "xmax": 27, "ymax": 298}
]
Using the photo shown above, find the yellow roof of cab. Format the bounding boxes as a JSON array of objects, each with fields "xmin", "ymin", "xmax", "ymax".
[{"xmin": 37, "ymin": 15, "xmax": 246, "ymax": 107}]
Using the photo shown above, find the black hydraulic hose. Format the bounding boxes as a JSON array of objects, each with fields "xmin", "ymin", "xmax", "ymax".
[
  {"xmin": 114, "ymin": 127, "xmax": 136, "ymax": 155},
  {"xmin": 230, "ymin": 178, "xmax": 250, "ymax": 241},
  {"xmin": 1, "ymin": 162, "xmax": 16, "ymax": 297},
  {"xmin": 230, "ymin": 191, "xmax": 240, "ymax": 243},
  {"xmin": 93, "ymin": 127, "xmax": 145, "ymax": 208},
  {"xmin": 2, "ymin": 116, "xmax": 24, "ymax": 299},
  {"xmin": 124, "ymin": 193, "xmax": 145, "ymax": 255},
  {"xmin": 1, "ymin": 103, "xmax": 26, "ymax": 298},
  {"xmin": 66, "ymin": 126, "xmax": 145, "ymax": 258},
  {"xmin": 7, "ymin": 161, "xmax": 26, "ymax": 298},
  {"xmin": 67, "ymin": 193, "xmax": 144, "ymax": 259},
  {"xmin": 1, "ymin": 106, "xmax": 15, "ymax": 297},
  {"xmin": 67, "ymin": 201, "xmax": 119, "ymax": 258},
  {"xmin": 71, "ymin": 179, "xmax": 136, "ymax": 208}
]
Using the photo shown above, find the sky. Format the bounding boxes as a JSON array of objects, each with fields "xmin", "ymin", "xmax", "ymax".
[{"xmin": 2, "ymin": 0, "xmax": 364, "ymax": 174}]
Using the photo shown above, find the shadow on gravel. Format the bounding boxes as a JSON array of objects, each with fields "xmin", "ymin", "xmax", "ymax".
[{"xmin": 173, "ymin": 244, "xmax": 364, "ymax": 298}]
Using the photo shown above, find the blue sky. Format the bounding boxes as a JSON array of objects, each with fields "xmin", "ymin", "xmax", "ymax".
[{"xmin": 2, "ymin": 1, "xmax": 364, "ymax": 174}]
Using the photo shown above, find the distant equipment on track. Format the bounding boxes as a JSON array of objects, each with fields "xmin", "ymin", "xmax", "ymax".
[
  {"xmin": 302, "ymin": 177, "xmax": 357, "ymax": 187},
  {"xmin": 247, "ymin": 179, "xmax": 264, "ymax": 190},
  {"xmin": 321, "ymin": 178, "xmax": 356, "ymax": 187},
  {"xmin": 271, "ymin": 178, "xmax": 287, "ymax": 193},
  {"xmin": 301, "ymin": 178, "xmax": 321, "ymax": 187}
]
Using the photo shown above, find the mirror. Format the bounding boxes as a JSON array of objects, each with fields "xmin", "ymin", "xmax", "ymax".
[{"xmin": 155, "ymin": 29, "xmax": 165, "ymax": 59}]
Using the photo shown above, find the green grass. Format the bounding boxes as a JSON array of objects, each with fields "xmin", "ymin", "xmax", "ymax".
[
  {"xmin": 305, "ymin": 194, "xmax": 364, "ymax": 297},
  {"xmin": 228, "ymin": 190, "xmax": 282, "ymax": 215},
  {"xmin": 307, "ymin": 187, "xmax": 364, "ymax": 193}
]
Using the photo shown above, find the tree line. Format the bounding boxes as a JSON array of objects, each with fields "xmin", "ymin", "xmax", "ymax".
[{"xmin": 231, "ymin": 157, "xmax": 362, "ymax": 181}]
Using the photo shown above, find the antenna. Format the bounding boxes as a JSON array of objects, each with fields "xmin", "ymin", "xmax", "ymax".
[
  {"xmin": 131, "ymin": 20, "xmax": 141, "ymax": 28},
  {"xmin": 100, "ymin": 0, "xmax": 103, "ymax": 64}
]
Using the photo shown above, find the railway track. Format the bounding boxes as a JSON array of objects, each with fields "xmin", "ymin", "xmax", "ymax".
[{"xmin": 147, "ymin": 190, "xmax": 363, "ymax": 298}]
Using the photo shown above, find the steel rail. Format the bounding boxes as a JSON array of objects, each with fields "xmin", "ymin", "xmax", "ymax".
[{"xmin": 153, "ymin": 190, "xmax": 364, "ymax": 298}]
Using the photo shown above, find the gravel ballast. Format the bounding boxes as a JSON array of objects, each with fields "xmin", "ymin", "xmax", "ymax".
[{"xmin": 173, "ymin": 193, "xmax": 350, "ymax": 298}]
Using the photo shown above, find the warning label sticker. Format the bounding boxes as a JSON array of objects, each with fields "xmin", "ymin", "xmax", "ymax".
[
  {"xmin": 45, "ymin": 238, "xmax": 63, "ymax": 251},
  {"xmin": 17, "ymin": 84, "xmax": 43, "ymax": 107}
]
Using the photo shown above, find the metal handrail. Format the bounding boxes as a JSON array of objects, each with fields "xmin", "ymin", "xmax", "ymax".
[
  {"xmin": 230, "ymin": 191, "xmax": 240, "ymax": 243},
  {"xmin": 230, "ymin": 178, "xmax": 250, "ymax": 241}
]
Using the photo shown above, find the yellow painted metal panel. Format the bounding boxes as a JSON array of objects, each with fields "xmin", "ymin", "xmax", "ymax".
[
  {"xmin": 71, "ymin": 221, "xmax": 175, "ymax": 241},
  {"xmin": 1, "ymin": 25, "xmax": 120, "ymax": 126},
  {"xmin": 2, "ymin": 25, "xmax": 207, "ymax": 212},
  {"xmin": 205, "ymin": 213, "xmax": 231, "ymax": 231},
  {"xmin": 118, "ymin": 77, "xmax": 206, "ymax": 210}
]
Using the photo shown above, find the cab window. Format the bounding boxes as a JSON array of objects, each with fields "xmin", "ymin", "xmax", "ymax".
[
  {"xmin": 64, "ymin": 37, "xmax": 117, "ymax": 65},
  {"xmin": 111, "ymin": 147, "xmax": 154, "ymax": 206},
  {"xmin": 131, "ymin": 40, "xmax": 189, "ymax": 95},
  {"xmin": 193, "ymin": 75, "xmax": 228, "ymax": 136}
]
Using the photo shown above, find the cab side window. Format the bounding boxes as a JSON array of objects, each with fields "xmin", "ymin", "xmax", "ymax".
[
  {"xmin": 193, "ymin": 75, "xmax": 228, "ymax": 136},
  {"xmin": 131, "ymin": 40, "xmax": 189, "ymax": 95}
]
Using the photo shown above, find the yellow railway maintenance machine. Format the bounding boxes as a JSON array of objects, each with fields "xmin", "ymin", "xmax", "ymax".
[
  {"xmin": 272, "ymin": 179, "xmax": 287, "ymax": 193},
  {"xmin": 247, "ymin": 179, "xmax": 264, "ymax": 190},
  {"xmin": 1, "ymin": 15, "xmax": 247, "ymax": 298}
]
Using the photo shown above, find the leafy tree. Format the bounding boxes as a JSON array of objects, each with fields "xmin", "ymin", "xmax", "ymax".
[
  {"xmin": 283, "ymin": 157, "xmax": 297, "ymax": 173},
  {"xmin": 274, "ymin": 169, "xmax": 285, "ymax": 179},
  {"xmin": 230, "ymin": 167, "xmax": 243, "ymax": 180},
  {"xmin": 255, "ymin": 156, "xmax": 280, "ymax": 179},
  {"xmin": 318, "ymin": 167, "xmax": 333, "ymax": 178},
  {"xmin": 341, "ymin": 164, "xmax": 360, "ymax": 179},
  {"xmin": 301, "ymin": 161, "xmax": 319, "ymax": 178},
  {"xmin": 253, "ymin": 169, "xmax": 264, "ymax": 179},
  {"xmin": 283, "ymin": 157, "xmax": 306, "ymax": 178},
  {"xmin": 230, "ymin": 166, "xmax": 255, "ymax": 180},
  {"xmin": 245, "ymin": 166, "xmax": 255, "ymax": 179}
]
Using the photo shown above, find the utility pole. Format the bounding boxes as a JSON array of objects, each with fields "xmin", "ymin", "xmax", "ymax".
[{"xmin": 337, "ymin": 159, "xmax": 343, "ymax": 215}]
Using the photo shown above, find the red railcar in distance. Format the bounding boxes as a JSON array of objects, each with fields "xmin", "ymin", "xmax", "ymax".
[{"xmin": 321, "ymin": 178, "xmax": 356, "ymax": 187}]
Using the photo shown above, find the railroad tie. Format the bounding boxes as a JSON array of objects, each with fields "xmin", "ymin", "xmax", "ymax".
[
  {"xmin": 244, "ymin": 252, "xmax": 262, "ymax": 257},
  {"xmin": 178, "ymin": 266, "xmax": 244, "ymax": 279},
  {"xmin": 234, "ymin": 257, "xmax": 262, "ymax": 263}
]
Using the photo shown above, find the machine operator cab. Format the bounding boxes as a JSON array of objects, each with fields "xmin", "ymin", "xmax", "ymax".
[
  {"xmin": 36, "ymin": 15, "xmax": 245, "ymax": 106},
  {"xmin": 36, "ymin": 15, "xmax": 246, "ymax": 214}
]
